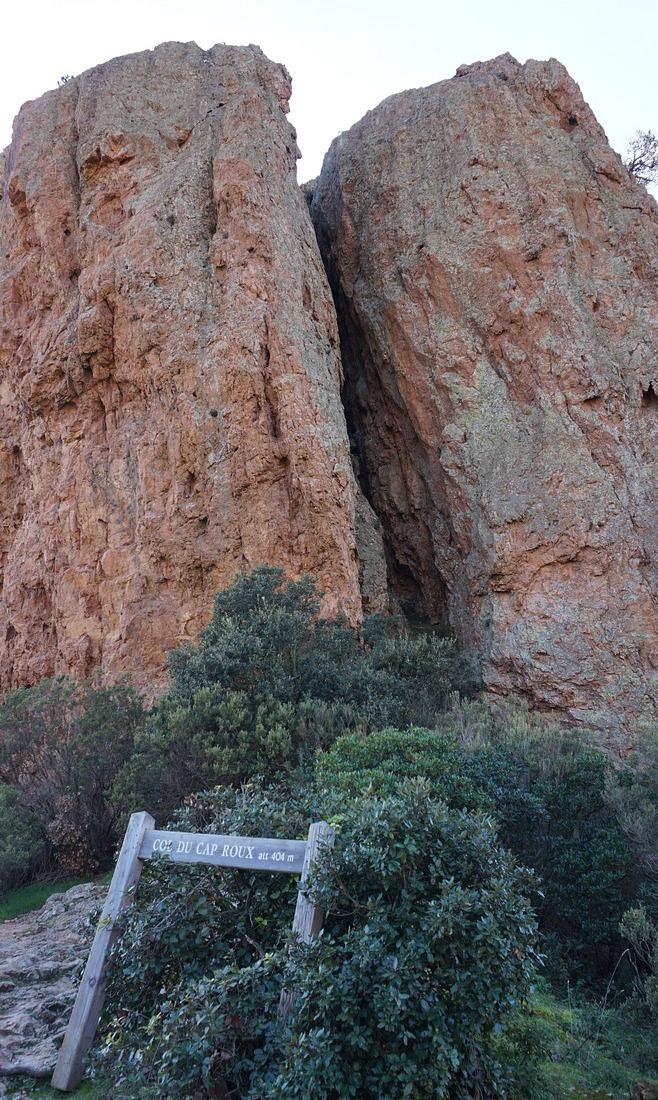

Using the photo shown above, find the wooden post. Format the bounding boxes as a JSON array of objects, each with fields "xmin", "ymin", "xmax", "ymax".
[
  {"xmin": 279, "ymin": 819, "xmax": 335, "ymax": 1021},
  {"xmin": 52, "ymin": 815, "xmax": 329, "ymax": 1087},
  {"xmin": 51, "ymin": 811, "xmax": 154, "ymax": 1092}
]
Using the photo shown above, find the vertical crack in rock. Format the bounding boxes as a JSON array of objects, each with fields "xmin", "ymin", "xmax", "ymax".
[
  {"xmin": 310, "ymin": 53, "xmax": 658, "ymax": 747},
  {"xmin": 312, "ymin": 200, "xmax": 452, "ymax": 630}
]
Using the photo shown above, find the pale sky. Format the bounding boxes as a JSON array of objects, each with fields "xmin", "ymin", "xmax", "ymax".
[{"xmin": 1, "ymin": 0, "xmax": 657, "ymax": 184}]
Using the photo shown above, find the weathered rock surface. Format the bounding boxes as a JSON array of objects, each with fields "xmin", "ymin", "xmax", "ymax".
[
  {"xmin": 0, "ymin": 883, "xmax": 103, "ymax": 1077},
  {"xmin": 311, "ymin": 54, "xmax": 658, "ymax": 746},
  {"xmin": 0, "ymin": 42, "xmax": 365, "ymax": 697}
]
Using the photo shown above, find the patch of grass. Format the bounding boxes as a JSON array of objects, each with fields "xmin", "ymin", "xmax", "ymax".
[
  {"xmin": 1, "ymin": 1074, "xmax": 153, "ymax": 1099},
  {"xmin": 2, "ymin": 1077, "xmax": 102, "ymax": 1099},
  {"xmin": 532, "ymin": 981, "xmax": 658, "ymax": 1098},
  {"xmin": 0, "ymin": 878, "xmax": 92, "ymax": 923}
]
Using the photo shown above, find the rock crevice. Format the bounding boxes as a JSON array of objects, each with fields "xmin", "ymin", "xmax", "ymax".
[{"xmin": 3, "ymin": 42, "xmax": 658, "ymax": 742}]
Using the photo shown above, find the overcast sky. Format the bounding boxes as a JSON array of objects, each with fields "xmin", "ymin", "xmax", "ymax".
[{"xmin": 1, "ymin": 0, "xmax": 657, "ymax": 183}]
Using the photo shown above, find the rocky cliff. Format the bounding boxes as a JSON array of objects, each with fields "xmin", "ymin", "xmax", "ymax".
[
  {"xmin": 0, "ymin": 42, "xmax": 373, "ymax": 696},
  {"xmin": 3, "ymin": 44, "xmax": 658, "ymax": 743},
  {"xmin": 311, "ymin": 54, "xmax": 658, "ymax": 747}
]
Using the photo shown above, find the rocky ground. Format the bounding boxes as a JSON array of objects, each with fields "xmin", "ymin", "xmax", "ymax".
[{"xmin": 0, "ymin": 884, "xmax": 103, "ymax": 1082}]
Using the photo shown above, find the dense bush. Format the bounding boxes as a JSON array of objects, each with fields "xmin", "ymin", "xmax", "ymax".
[
  {"xmin": 265, "ymin": 786, "xmax": 539, "ymax": 1100},
  {"xmin": 317, "ymin": 724, "xmax": 482, "ymax": 807},
  {"xmin": 98, "ymin": 781, "xmax": 540, "ymax": 1099},
  {"xmin": 113, "ymin": 566, "xmax": 473, "ymax": 823},
  {"xmin": 0, "ymin": 675, "xmax": 145, "ymax": 875},
  {"xmin": 317, "ymin": 704, "xmax": 639, "ymax": 986},
  {"xmin": 0, "ymin": 784, "xmax": 48, "ymax": 895},
  {"xmin": 605, "ymin": 724, "xmax": 658, "ymax": 883},
  {"xmin": 461, "ymin": 723, "xmax": 635, "ymax": 982}
]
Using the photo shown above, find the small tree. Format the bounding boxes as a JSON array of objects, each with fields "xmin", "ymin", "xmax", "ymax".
[
  {"xmin": 625, "ymin": 130, "xmax": 658, "ymax": 187},
  {"xmin": 0, "ymin": 675, "xmax": 145, "ymax": 875},
  {"xmin": 113, "ymin": 566, "xmax": 472, "ymax": 823}
]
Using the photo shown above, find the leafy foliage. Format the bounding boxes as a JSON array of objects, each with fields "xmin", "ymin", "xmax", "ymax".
[
  {"xmin": 605, "ymin": 724, "xmax": 658, "ymax": 882},
  {"xmin": 0, "ymin": 784, "xmax": 47, "ymax": 896},
  {"xmin": 317, "ymin": 701, "xmax": 638, "ymax": 986},
  {"xmin": 619, "ymin": 906, "xmax": 658, "ymax": 1023},
  {"xmin": 625, "ymin": 130, "xmax": 658, "ymax": 186},
  {"xmin": 0, "ymin": 676, "xmax": 145, "ymax": 875},
  {"xmin": 317, "ymin": 724, "xmax": 482, "ymax": 807},
  {"xmin": 113, "ymin": 566, "xmax": 472, "ymax": 823},
  {"xmin": 465, "ymin": 738, "xmax": 634, "ymax": 983},
  {"xmin": 98, "ymin": 781, "xmax": 539, "ymax": 1099},
  {"xmin": 265, "ymin": 786, "xmax": 539, "ymax": 1100}
]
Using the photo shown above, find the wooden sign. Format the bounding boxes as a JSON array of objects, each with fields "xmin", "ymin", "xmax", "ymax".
[
  {"xmin": 51, "ymin": 813, "xmax": 334, "ymax": 1093},
  {"xmin": 140, "ymin": 829, "xmax": 307, "ymax": 872}
]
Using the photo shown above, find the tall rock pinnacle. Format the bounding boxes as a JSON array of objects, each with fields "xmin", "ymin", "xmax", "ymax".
[
  {"xmin": 311, "ymin": 53, "xmax": 658, "ymax": 747},
  {"xmin": 0, "ymin": 42, "xmax": 364, "ymax": 695}
]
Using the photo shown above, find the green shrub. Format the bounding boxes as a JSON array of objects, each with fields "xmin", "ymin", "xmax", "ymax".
[
  {"xmin": 264, "ymin": 785, "xmax": 539, "ymax": 1100},
  {"xmin": 98, "ymin": 783, "xmax": 315, "ymax": 1053},
  {"xmin": 163, "ymin": 567, "xmax": 398, "ymax": 719},
  {"xmin": 605, "ymin": 724, "xmax": 658, "ymax": 883},
  {"xmin": 112, "ymin": 689, "xmax": 366, "ymax": 825},
  {"xmin": 113, "ymin": 567, "xmax": 471, "ymax": 823},
  {"xmin": 316, "ymin": 725, "xmax": 482, "ymax": 807},
  {"xmin": 98, "ymin": 781, "xmax": 540, "ymax": 1098},
  {"xmin": 0, "ymin": 675, "xmax": 145, "ymax": 876},
  {"xmin": 403, "ymin": 699, "xmax": 636, "ymax": 985},
  {"xmin": 370, "ymin": 630, "xmax": 478, "ymax": 725},
  {"xmin": 462, "ymin": 732, "xmax": 635, "ymax": 984},
  {"xmin": 318, "ymin": 701, "xmax": 638, "ymax": 987},
  {"xmin": 620, "ymin": 906, "xmax": 658, "ymax": 1022},
  {"xmin": 0, "ymin": 784, "xmax": 47, "ymax": 895}
]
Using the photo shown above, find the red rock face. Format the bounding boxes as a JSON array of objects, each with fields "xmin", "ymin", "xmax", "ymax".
[
  {"xmin": 311, "ymin": 54, "xmax": 658, "ymax": 748},
  {"xmin": 0, "ymin": 42, "xmax": 364, "ymax": 697}
]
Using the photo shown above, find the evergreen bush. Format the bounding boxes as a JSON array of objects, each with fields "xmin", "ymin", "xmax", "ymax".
[
  {"xmin": 620, "ymin": 906, "xmax": 658, "ymax": 1024},
  {"xmin": 318, "ymin": 702, "xmax": 639, "ymax": 987},
  {"xmin": 113, "ymin": 566, "xmax": 472, "ymax": 823},
  {"xmin": 0, "ymin": 784, "xmax": 48, "ymax": 895},
  {"xmin": 98, "ymin": 781, "xmax": 540, "ymax": 1099}
]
